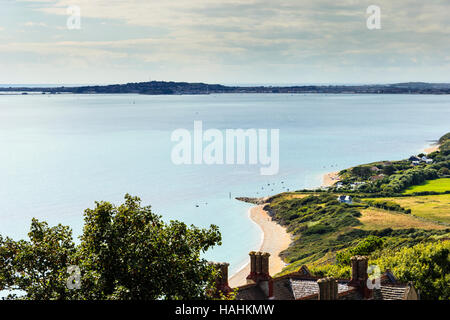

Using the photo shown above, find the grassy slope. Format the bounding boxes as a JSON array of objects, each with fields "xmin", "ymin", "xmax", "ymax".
[
  {"xmin": 357, "ymin": 208, "xmax": 445, "ymax": 230},
  {"xmin": 365, "ymin": 194, "xmax": 450, "ymax": 224},
  {"xmin": 403, "ymin": 178, "xmax": 450, "ymax": 194},
  {"xmin": 273, "ymin": 133, "xmax": 450, "ymax": 278},
  {"xmin": 270, "ymin": 193, "xmax": 449, "ymax": 277}
]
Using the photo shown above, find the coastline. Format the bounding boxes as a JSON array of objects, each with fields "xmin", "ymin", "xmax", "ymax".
[
  {"xmin": 229, "ymin": 140, "xmax": 441, "ymax": 287},
  {"xmin": 321, "ymin": 142, "xmax": 440, "ymax": 188},
  {"xmin": 229, "ymin": 205, "xmax": 291, "ymax": 288},
  {"xmin": 322, "ymin": 171, "xmax": 340, "ymax": 187},
  {"xmin": 424, "ymin": 144, "xmax": 440, "ymax": 154}
]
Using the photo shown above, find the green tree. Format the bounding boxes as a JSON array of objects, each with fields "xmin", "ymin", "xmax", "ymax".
[
  {"xmin": 382, "ymin": 165, "xmax": 396, "ymax": 176},
  {"xmin": 438, "ymin": 132, "xmax": 450, "ymax": 144},
  {"xmin": 0, "ymin": 219, "xmax": 76, "ymax": 299},
  {"xmin": 351, "ymin": 166, "xmax": 372, "ymax": 179},
  {"xmin": 438, "ymin": 167, "xmax": 450, "ymax": 176},
  {"xmin": 373, "ymin": 241, "xmax": 450, "ymax": 300},
  {"xmin": 0, "ymin": 194, "xmax": 222, "ymax": 300},
  {"xmin": 336, "ymin": 235, "xmax": 383, "ymax": 266}
]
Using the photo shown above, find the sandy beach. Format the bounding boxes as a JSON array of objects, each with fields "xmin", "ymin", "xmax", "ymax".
[
  {"xmin": 322, "ymin": 171, "xmax": 340, "ymax": 187},
  {"xmin": 424, "ymin": 144, "xmax": 440, "ymax": 154},
  {"xmin": 229, "ymin": 205, "xmax": 292, "ymax": 288}
]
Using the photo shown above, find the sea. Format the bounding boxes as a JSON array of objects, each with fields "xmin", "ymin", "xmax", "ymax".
[{"xmin": 0, "ymin": 93, "xmax": 449, "ymax": 275}]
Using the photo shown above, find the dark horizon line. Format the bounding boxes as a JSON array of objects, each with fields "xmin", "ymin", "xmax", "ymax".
[
  {"xmin": 1, "ymin": 81, "xmax": 450, "ymax": 87},
  {"xmin": 1, "ymin": 80, "xmax": 450, "ymax": 95}
]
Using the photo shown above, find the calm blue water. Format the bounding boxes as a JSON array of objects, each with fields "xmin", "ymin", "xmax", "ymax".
[{"xmin": 0, "ymin": 93, "xmax": 449, "ymax": 274}]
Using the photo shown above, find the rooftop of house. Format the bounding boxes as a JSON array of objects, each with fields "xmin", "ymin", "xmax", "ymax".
[
  {"xmin": 214, "ymin": 252, "xmax": 419, "ymax": 301},
  {"xmin": 337, "ymin": 195, "xmax": 352, "ymax": 202},
  {"xmin": 273, "ymin": 275, "xmax": 352, "ymax": 300},
  {"xmin": 235, "ymin": 269, "xmax": 414, "ymax": 300}
]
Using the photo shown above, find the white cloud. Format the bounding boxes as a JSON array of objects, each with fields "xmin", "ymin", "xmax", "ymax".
[
  {"xmin": 21, "ymin": 0, "xmax": 449, "ymax": 56},
  {"xmin": 4, "ymin": 0, "xmax": 450, "ymax": 83}
]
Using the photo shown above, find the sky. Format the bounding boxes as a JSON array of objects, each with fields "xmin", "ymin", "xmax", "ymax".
[{"xmin": 1, "ymin": 0, "xmax": 449, "ymax": 85}]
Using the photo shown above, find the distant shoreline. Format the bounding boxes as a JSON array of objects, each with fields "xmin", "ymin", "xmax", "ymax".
[{"xmin": 1, "ymin": 81, "xmax": 450, "ymax": 95}]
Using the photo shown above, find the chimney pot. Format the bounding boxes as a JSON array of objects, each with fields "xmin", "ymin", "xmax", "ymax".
[
  {"xmin": 246, "ymin": 251, "xmax": 273, "ymax": 297},
  {"xmin": 318, "ymin": 277, "xmax": 338, "ymax": 300},
  {"xmin": 357, "ymin": 256, "xmax": 369, "ymax": 282},
  {"xmin": 261, "ymin": 252, "xmax": 270, "ymax": 276},
  {"xmin": 255, "ymin": 252, "xmax": 263, "ymax": 274},
  {"xmin": 249, "ymin": 251, "xmax": 257, "ymax": 275},
  {"xmin": 330, "ymin": 278, "xmax": 338, "ymax": 300},
  {"xmin": 348, "ymin": 256, "xmax": 372, "ymax": 298},
  {"xmin": 318, "ymin": 278, "xmax": 329, "ymax": 300},
  {"xmin": 350, "ymin": 256, "xmax": 359, "ymax": 283}
]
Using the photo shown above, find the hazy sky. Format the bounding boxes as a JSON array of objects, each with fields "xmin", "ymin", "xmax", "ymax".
[{"xmin": 1, "ymin": 0, "xmax": 449, "ymax": 84}]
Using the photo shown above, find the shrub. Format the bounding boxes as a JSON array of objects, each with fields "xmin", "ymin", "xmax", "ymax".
[
  {"xmin": 310, "ymin": 264, "xmax": 351, "ymax": 279},
  {"xmin": 364, "ymin": 199, "xmax": 410, "ymax": 213},
  {"xmin": 336, "ymin": 236, "xmax": 384, "ymax": 266},
  {"xmin": 372, "ymin": 241, "xmax": 450, "ymax": 300},
  {"xmin": 438, "ymin": 167, "xmax": 450, "ymax": 176}
]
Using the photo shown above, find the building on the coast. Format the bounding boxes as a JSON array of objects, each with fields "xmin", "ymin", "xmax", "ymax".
[
  {"xmin": 421, "ymin": 156, "xmax": 433, "ymax": 164},
  {"xmin": 409, "ymin": 155, "xmax": 433, "ymax": 165},
  {"xmin": 350, "ymin": 182, "xmax": 366, "ymax": 190},
  {"xmin": 337, "ymin": 195, "xmax": 352, "ymax": 204},
  {"xmin": 213, "ymin": 252, "xmax": 419, "ymax": 300}
]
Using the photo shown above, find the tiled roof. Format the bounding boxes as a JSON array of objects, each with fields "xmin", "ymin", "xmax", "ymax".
[
  {"xmin": 272, "ymin": 278, "xmax": 295, "ymax": 300},
  {"xmin": 373, "ymin": 284, "xmax": 408, "ymax": 300},
  {"xmin": 235, "ymin": 283, "xmax": 267, "ymax": 300},
  {"xmin": 234, "ymin": 271, "xmax": 413, "ymax": 300},
  {"xmin": 338, "ymin": 288, "xmax": 363, "ymax": 300},
  {"xmin": 290, "ymin": 279, "xmax": 318, "ymax": 299},
  {"xmin": 290, "ymin": 278, "xmax": 351, "ymax": 300}
]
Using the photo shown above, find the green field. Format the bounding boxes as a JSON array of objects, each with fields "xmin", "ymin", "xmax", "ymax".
[
  {"xmin": 365, "ymin": 194, "xmax": 450, "ymax": 224},
  {"xmin": 403, "ymin": 178, "xmax": 450, "ymax": 194},
  {"xmin": 357, "ymin": 208, "xmax": 445, "ymax": 230}
]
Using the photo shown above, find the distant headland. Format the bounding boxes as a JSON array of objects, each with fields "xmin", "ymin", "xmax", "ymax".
[{"xmin": 1, "ymin": 81, "xmax": 450, "ymax": 95}]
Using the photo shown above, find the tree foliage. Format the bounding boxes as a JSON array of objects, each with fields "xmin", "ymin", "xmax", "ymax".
[
  {"xmin": 336, "ymin": 235, "xmax": 383, "ymax": 266},
  {"xmin": 373, "ymin": 241, "xmax": 450, "ymax": 300},
  {"xmin": 364, "ymin": 199, "xmax": 411, "ymax": 214},
  {"xmin": 382, "ymin": 167, "xmax": 439, "ymax": 193},
  {"xmin": 0, "ymin": 220, "xmax": 75, "ymax": 299},
  {"xmin": 0, "ymin": 194, "xmax": 222, "ymax": 300},
  {"xmin": 351, "ymin": 166, "xmax": 372, "ymax": 179}
]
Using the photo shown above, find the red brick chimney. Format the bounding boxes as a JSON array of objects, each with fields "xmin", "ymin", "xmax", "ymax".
[
  {"xmin": 246, "ymin": 251, "xmax": 273, "ymax": 298},
  {"xmin": 248, "ymin": 251, "xmax": 257, "ymax": 279},
  {"xmin": 317, "ymin": 277, "xmax": 338, "ymax": 300},
  {"xmin": 348, "ymin": 255, "xmax": 372, "ymax": 298}
]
